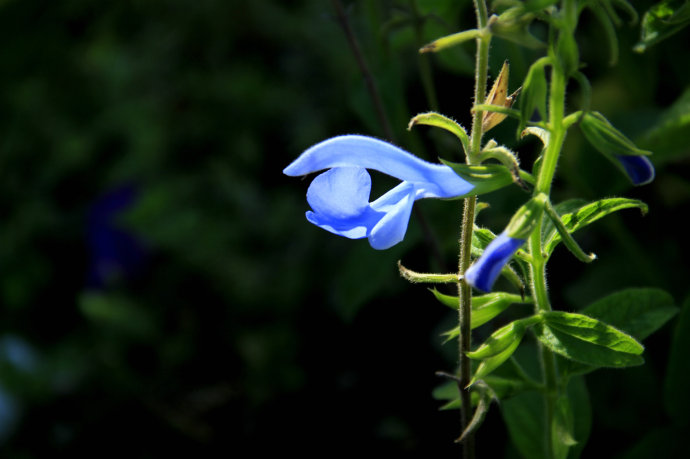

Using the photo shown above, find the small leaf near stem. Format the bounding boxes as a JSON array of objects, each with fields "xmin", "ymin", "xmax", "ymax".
[
  {"xmin": 419, "ymin": 28, "xmax": 484, "ymax": 53},
  {"xmin": 398, "ymin": 261, "xmax": 458, "ymax": 283},
  {"xmin": 455, "ymin": 382, "xmax": 493, "ymax": 443},
  {"xmin": 543, "ymin": 199, "xmax": 597, "ymax": 263},
  {"xmin": 408, "ymin": 112, "xmax": 471, "ymax": 157}
]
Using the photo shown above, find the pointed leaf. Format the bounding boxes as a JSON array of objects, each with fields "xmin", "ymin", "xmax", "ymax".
[
  {"xmin": 638, "ymin": 87, "xmax": 690, "ymax": 163},
  {"xmin": 469, "ymin": 316, "xmax": 543, "ymax": 384},
  {"xmin": 519, "ymin": 57, "xmax": 549, "ymax": 131},
  {"xmin": 543, "ymin": 198, "xmax": 648, "ymax": 256},
  {"xmin": 419, "ymin": 28, "xmax": 482, "ymax": 53},
  {"xmin": 552, "ymin": 395, "xmax": 577, "ymax": 459},
  {"xmin": 470, "ymin": 338, "xmax": 523, "ymax": 385},
  {"xmin": 543, "ymin": 311, "xmax": 644, "ymax": 354},
  {"xmin": 408, "ymin": 112, "xmax": 470, "ymax": 156},
  {"xmin": 580, "ymin": 112, "xmax": 651, "ymax": 164},
  {"xmin": 467, "ymin": 318, "xmax": 529, "ymax": 360},
  {"xmin": 430, "ymin": 289, "xmax": 528, "ymax": 327},
  {"xmin": 582, "ymin": 287, "xmax": 678, "ymax": 340},
  {"xmin": 501, "ymin": 375, "xmax": 590, "ymax": 459},
  {"xmin": 534, "ymin": 312, "xmax": 644, "ymax": 368}
]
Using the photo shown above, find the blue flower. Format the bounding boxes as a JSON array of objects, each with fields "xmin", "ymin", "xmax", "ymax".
[
  {"xmin": 283, "ymin": 135, "xmax": 474, "ymax": 249},
  {"xmin": 86, "ymin": 184, "xmax": 148, "ymax": 288},
  {"xmin": 615, "ymin": 155, "xmax": 655, "ymax": 186},
  {"xmin": 465, "ymin": 232, "xmax": 524, "ymax": 292}
]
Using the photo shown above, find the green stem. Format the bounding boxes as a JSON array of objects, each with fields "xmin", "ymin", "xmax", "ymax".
[
  {"xmin": 529, "ymin": 27, "xmax": 570, "ymax": 459},
  {"xmin": 456, "ymin": 2, "xmax": 490, "ymax": 457}
]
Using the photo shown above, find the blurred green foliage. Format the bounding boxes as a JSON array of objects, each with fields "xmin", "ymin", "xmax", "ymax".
[{"xmin": 0, "ymin": 0, "xmax": 688, "ymax": 456}]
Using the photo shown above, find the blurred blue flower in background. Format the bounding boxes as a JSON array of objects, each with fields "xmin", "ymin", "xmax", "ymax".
[
  {"xmin": 283, "ymin": 135, "xmax": 474, "ymax": 249},
  {"xmin": 86, "ymin": 184, "xmax": 147, "ymax": 288}
]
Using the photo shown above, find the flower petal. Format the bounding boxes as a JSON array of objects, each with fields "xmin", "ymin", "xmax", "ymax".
[
  {"xmin": 305, "ymin": 208, "xmax": 380, "ymax": 239},
  {"xmin": 465, "ymin": 232, "xmax": 525, "ymax": 292},
  {"xmin": 307, "ymin": 167, "xmax": 371, "ymax": 220},
  {"xmin": 368, "ymin": 182, "xmax": 416, "ymax": 249},
  {"xmin": 304, "ymin": 167, "xmax": 383, "ymax": 240},
  {"xmin": 284, "ymin": 135, "xmax": 473, "ymax": 198},
  {"xmin": 614, "ymin": 155, "xmax": 655, "ymax": 186}
]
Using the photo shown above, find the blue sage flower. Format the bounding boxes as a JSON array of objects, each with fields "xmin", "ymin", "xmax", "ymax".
[
  {"xmin": 465, "ymin": 232, "xmax": 524, "ymax": 292},
  {"xmin": 283, "ymin": 135, "xmax": 474, "ymax": 249},
  {"xmin": 465, "ymin": 194, "xmax": 547, "ymax": 292},
  {"xmin": 614, "ymin": 155, "xmax": 655, "ymax": 186}
]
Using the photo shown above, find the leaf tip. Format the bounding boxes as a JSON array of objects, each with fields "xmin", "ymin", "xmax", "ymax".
[{"xmin": 419, "ymin": 42, "xmax": 436, "ymax": 53}]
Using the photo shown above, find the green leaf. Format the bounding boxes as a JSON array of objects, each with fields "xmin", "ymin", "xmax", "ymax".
[
  {"xmin": 635, "ymin": 0, "xmax": 690, "ymax": 52},
  {"xmin": 419, "ymin": 28, "xmax": 482, "ymax": 53},
  {"xmin": 408, "ymin": 112, "xmax": 470, "ymax": 156},
  {"xmin": 431, "ymin": 289, "xmax": 528, "ymax": 327},
  {"xmin": 582, "ymin": 288, "xmax": 678, "ymax": 340},
  {"xmin": 470, "ymin": 337, "xmax": 523, "ymax": 385},
  {"xmin": 543, "ymin": 198, "xmax": 648, "ymax": 257},
  {"xmin": 467, "ymin": 319, "xmax": 529, "ymax": 360},
  {"xmin": 471, "ymin": 226, "xmax": 497, "ymax": 256},
  {"xmin": 501, "ymin": 375, "xmax": 590, "ymax": 459},
  {"xmin": 664, "ymin": 295, "xmax": 690, "ymax": 427},
  {"xmin": 502, "ymin": 390, "xmax": 548, "ymax": 459},
  {"xmin": 505, "ymin": 193, "xmax": 547, "ymax": 240},
  {"xmin": 440, "ymin": 160, "xmax": 515, "ymax": 196},
  {"xmin": 580, "ymin": 112, "xmax": 652, "ymax": 164},
  {"xmin": 552, "ymin": 395, "xmax": 577, "ymax": 459},
  {"xmin": 519, "ymin": 57, "xmax": 549, "ymax": 132},
  {"xmin": 638, "ymin": 87, "xmax": 690, "ymax": 163},
  {"xmin": 543, "ymin": 199, "xmax": 596, "ymax": 263},
  {"xmin": 489, "ymin": 5, "xmax": 545, "ymax": 49},
  {"xmin": 534, "ymin": 311, "xmax": 644, "ymax": 368},
  {"xmin": 469, "ymin": 316, "xmax": 542, "ymax": 384},
  {"xmin": 568, "ymin": 376, "xmax": 592, "ymax": 459},
  {"xmin": 541, "ymin": 198, "xmax": 586, "ymax": 243}
]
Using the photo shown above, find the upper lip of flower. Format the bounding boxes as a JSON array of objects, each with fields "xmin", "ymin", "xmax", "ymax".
[
  {"xmin": 284, "ymin": 135, "xmax": 474, "ymax": 249},
  {"xmin": 283, "ymin": 135, "xmax": 473, "ymax": 198}
]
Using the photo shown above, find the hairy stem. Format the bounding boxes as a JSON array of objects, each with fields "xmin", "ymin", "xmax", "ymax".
[
  {"xmin": 530, "ymin": 28, "xmax": 569, "ymax": 459},
  {"xmin": 456, "ymin": 2, "xmax": 490, "ymax": 457}
]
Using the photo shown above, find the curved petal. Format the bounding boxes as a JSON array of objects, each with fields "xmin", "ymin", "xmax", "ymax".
[
  {"xmin": 307, "ymin": 167, "xmax": 372, "ymax": 220},
  {"xmin": 305, "ymin": 167, "xmax": 384, "ymax": 239},
  {"xmin": 614, "ymin": 155, "xmax": 655, "ymax": 186},
  {"xmin": 465, "ymin": 232, "xmax": 525, "ymax": 292},
  {"xmin": 305, "ymin": 207, "xmax": 381, "ymax": 239},
  {"xmin": 284, "ymin": 135, "xmax": 473, "ymax": 198},
  {"xmin": 368, "ymin": 182, "xmax": 416, "ymax": 250}
]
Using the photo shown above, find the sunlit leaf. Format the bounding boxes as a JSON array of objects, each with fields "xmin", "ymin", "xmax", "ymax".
[
  {"xmin": 534, "ymin": 312, "xmax": 644, "ymax": 368},
  {"xmin": 543, "ymin": 198, "xmax": 648, "ymax": 257}
]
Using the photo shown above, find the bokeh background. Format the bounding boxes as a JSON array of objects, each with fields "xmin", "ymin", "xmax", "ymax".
[{"xmin": 1, "ymin": 0, "xmax": 689, "ymax": 456}]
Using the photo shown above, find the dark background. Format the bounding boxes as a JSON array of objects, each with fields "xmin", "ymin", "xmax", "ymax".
[{"xmin": 1, "ymin": 0, "xmax": 689, "ymax": 457}]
